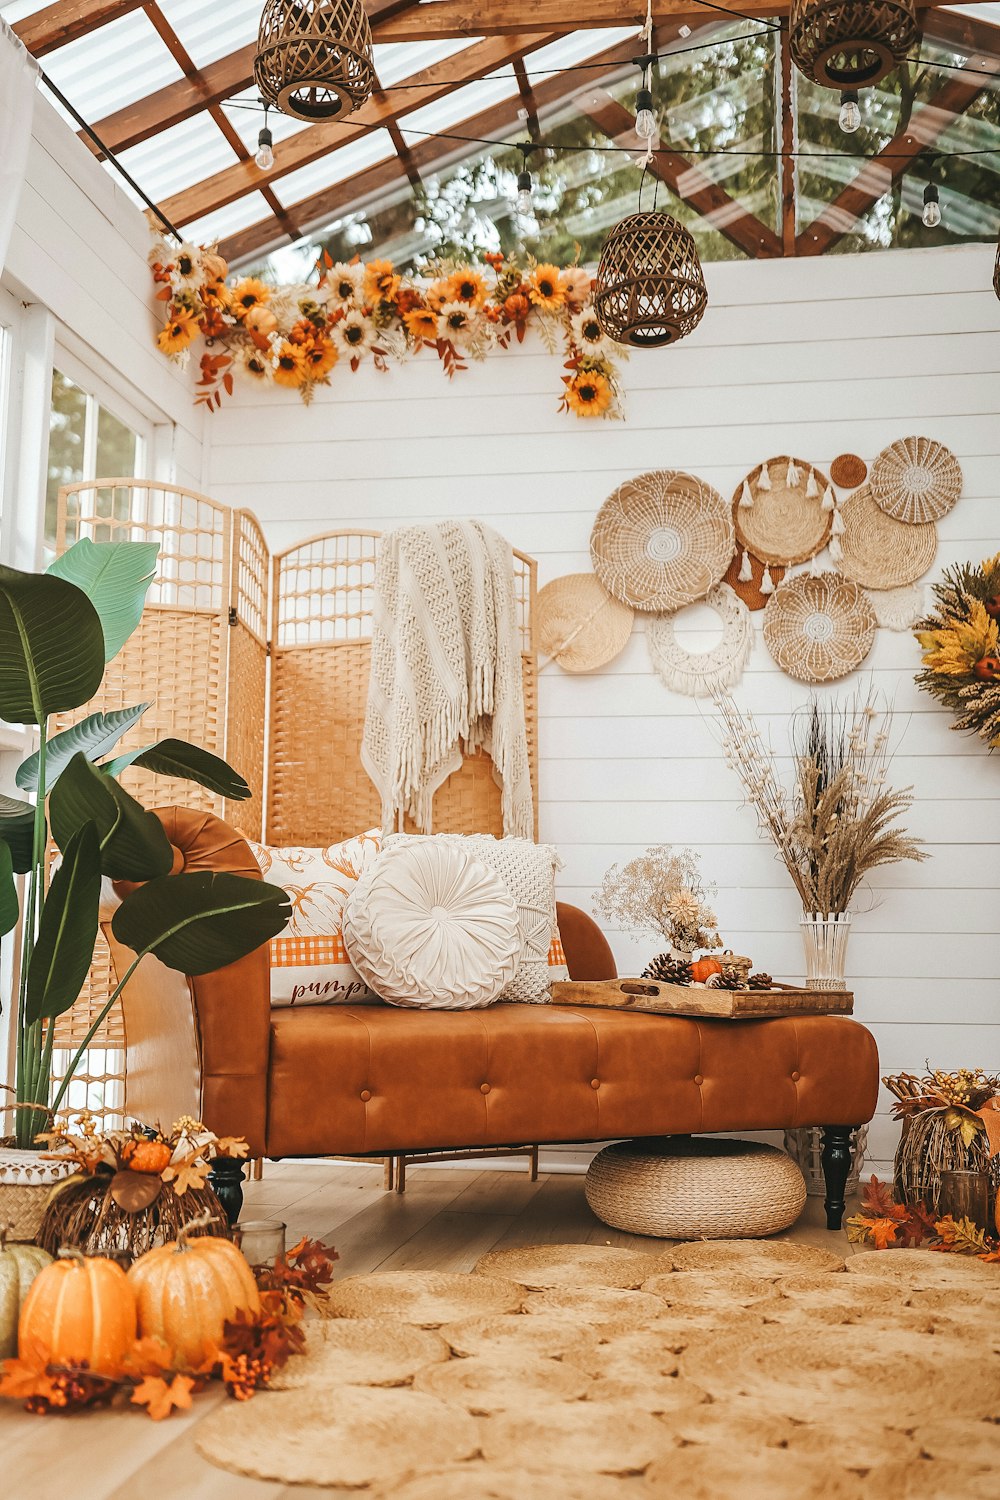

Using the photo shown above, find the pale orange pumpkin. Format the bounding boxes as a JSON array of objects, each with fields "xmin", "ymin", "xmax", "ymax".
[
  {"xmin": 127, "ymin": 1218, "xmax": 260, "ymax": 1370},
  {"xmin": 690, "ymin": 956, "xmax": 723, "ymax": 984},
  {"xmin": 121, "ymin": 1138, "xmax": 173, "ymax": 1175},
  {"xmin": 18, "ymin": 1250, "xmax": 137, "ymax": 1371}
]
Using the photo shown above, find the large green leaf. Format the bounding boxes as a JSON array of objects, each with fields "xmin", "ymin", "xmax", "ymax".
[
  {"xmin": 103, "ymin": 738, "xmax": 251, "ymax": 800},
  {"xmin": 49, "ymin": 752, "xmax": 173, "ymax": 881},
  {"xmin": 0, "ymin": 564, "xmax": 105, "ymax": 723},
  {"xmin": 25, "ymin": 823, "xmax": 102, "ymax": 1024},
  {"xmin": 48, "ymin": 539, "xmax": 160, "ymax": 663},
  {"xmin": 16, "ymin": 704, "xmax": 150, "ymax": 794},
  {"xmin": 0, "ymin": 841, "xmax": 18, "ymax": 938},
  {"xmin": 0, "ymin": 792, "xmax": 38, "ymax": 873},
  {"xmin": 112, "ymin": 871, "xmax": 290, "ymax": 975}
]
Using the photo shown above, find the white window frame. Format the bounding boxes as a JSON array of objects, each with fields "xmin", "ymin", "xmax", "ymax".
[
  {"xmin": 0, "ymin": 282, "xmax": 25, "ymax": 570},
  {"xmin": 50, "ymin": 341, "xmax": 155, "ymax": 490}
]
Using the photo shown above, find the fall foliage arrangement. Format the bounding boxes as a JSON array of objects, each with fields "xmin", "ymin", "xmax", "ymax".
[
  {"xmin": 847, "ymin": 1174, "xmax": 1000, "ymax": 1260},
  {"xmin": 914, "ymin": 550, "xmax": 1000, "ymax": 748},
  {"xmin": 885, "ymin": 1069, "xmax": 1000, "ymax": 1212},
  {"xmin": 150, "ymin": 240, "xmax": 625, "ymax": 418}
]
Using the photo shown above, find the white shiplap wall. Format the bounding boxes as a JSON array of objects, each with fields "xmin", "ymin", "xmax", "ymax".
[{"xmin": 204, "ymin": 242, "xmax": 1000, "ymax": 1174}]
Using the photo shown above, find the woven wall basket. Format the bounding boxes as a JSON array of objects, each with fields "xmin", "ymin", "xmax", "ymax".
[
  {"xmin": 788, "ymin": 0, "xmax": 920, "ymax": 87},
  {"xmin": 763, "ymin": 571, "xmax": 876, "ymax": 682},
  {"xmin": 593, "ymin": 212, "xmax": 708, "ymax": 347},
  {"xmin": 869, "ymin": 436, "xmax": 962, "ymax": 525},
  {"xmin": 536, "ymin": 572, "xmax": 634, "ymax": 672},
  {"xmin": 836, "ymin": 484, "xmax": 937, "ymax": 589},
  {"xmin": 591, "ymin": 470, "xmax": 734, "ymax": 613},
  {"xmin": 722, "ymin": 549, "xmax": 784, "ymax": 610},
  {"xmin": 254, "ymin": 0, "xmax": 376, "ymax": 119},
  {"xmin": 733, "ymin": 457, "xmax": 832, "ymax": 566},
  {"xmin": 647, "ymin": 583, "xmax": 753, "ymax": 698},
  {"xmin": 829, "ymin": 452, "xmax": 868, "ymax": 490}
]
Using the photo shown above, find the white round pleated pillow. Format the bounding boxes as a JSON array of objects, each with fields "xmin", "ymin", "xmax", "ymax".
[{"xmin": 342, "ymin": 839, "xmax": 520, "ymax": 1009}]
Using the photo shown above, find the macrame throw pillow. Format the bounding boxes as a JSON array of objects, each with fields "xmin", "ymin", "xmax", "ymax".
[
  {"xmin": 385, "ymin": 833, "xmax": 568, "ymax": 1002},
  {"xmin": 342, "ymin": 839, "xmax": 520, "ymax": 1009},
  {"xmin": 248, "ymin": 830, "xmax": 383, "ymax": 1007}
]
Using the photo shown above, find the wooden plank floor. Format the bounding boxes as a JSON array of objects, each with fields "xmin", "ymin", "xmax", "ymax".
[{"xmin": 4, "ymin": 1160, "xmax": 858, "ymax": 1497}]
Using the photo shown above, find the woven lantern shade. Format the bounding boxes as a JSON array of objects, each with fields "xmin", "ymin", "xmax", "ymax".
[
  {"xmin": 788, "ymin": 0, "xmax": 920, "ymax": 87},
  {"xmin": 594, "ymin": 212, "xmax": 707, "ymax": 348},
  {"xmin": 254, "ymin": 0, "xmax": 376, "ymax": 120}
]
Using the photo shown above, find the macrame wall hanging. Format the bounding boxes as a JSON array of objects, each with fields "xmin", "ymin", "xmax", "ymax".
[{"xmin": 647, "ymin": 583, "xmax": 753, "ymax": 698}]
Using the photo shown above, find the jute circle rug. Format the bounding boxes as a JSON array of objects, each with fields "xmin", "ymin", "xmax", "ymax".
[
  {"xmin": 642, "ymin": 1268, "xmax": 781, "ymax": 1309},
  {"xmin": 479, "ymin": 1402, "xmax": 670, "ymax": 1474},
  {"xmin": 909, "ymin": 1417, "xmax": 1000, "ymax": 1467},
  {"xmin": 321, "ymin": 1269, "xmax": 524, "ymax": 1325},
  {"xmin": 440, "ymin": 1313, "xmax": 598, "ymax": 1362},
  {"xmin": 572, "ymin": 1326, "xmax": 682, "ymax": 1378},
  {"xmin": 781, "ymin": 1420, "xmax": 918, "ymax": 1468},
  {"xmin": 270, "ymin": 1317, "xmax": 448, "ymax": 1390},
  {"xmin": 520, "ymin": 1286, "xmax": 670, "ymax": 1329},
  {"xmin": 367, "ymin": 1465, "xmax": 638, "ymax": 1499},
  {"xmin": 412, "ymin": 1353, "xmax": 591, "ymax": 1413},
  {"xmin": 474, "ymin": 1243, "xmax": 667, "ymax": 1290},
  {"xmin": 670, "ymin": 1238, "xmax": 845, "ymax": 1275},
  {"xmin": 644, "ymin": 1447, "xmax": 869, "ymax": 1499},
  {"xmin": 846, "ymin": 1248, "xmax": 1000, "ymax": 1290}
]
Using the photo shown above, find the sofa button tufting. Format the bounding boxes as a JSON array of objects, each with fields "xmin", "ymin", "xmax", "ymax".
[
  {"xmin": 360, "ymin": 1089, "xmax": 372, "ymax": 1102},
  {"xmin": 791, "ymin": 1070, "xmax": 801, "ymax": 1082},
  {"xmin": 694, "ymin": 1074, "xmax": 704, "ymax": 1086},
  {"xmin": 480, "ymin": 1083, "xmax": 491, "ymax": 1094},
  {"xmin": 590, "ymin": 1078, "xmax": 600, "ymax": 1089}
]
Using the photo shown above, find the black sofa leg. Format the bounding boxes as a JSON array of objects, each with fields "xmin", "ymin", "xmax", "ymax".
[{"xmin": 821, "ymin": 1125, "xmax": 855, "ymax": 1230}]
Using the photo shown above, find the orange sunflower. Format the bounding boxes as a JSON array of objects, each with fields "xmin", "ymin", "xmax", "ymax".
[
  {"xmin": 446, "ymin": 268, "xmax": 488, "ymax": 307},
  {"xmin": 272, "ymin": 340, "xmax": 307, "ymax": 387},
  {"xmin": 232, "ymin": 277, "xmax": 271, "ymax": 320},
  {"xmin": 528, "ymin": 264, "xmax": 566, "ymax": 310},
  {"xmin": 425, "ymin": 278, "xmax": 452, "ymax": 312},
  {"xmin": 200, "ymin": 279, "xmax": 232, "ymax": 310},
  {"xmin": 564, "ymin": 370, "xmax": 613, "ymax": 417},
  {"xmin": 303, "ymin": 336, "xmax": 338, "ymax": 378},
  {"xmin": 157, "ymin": 307, "xmax": 199, "ymax": 354},
  {"xmin": 363, "ymin": 259, "xmax": 400, "ymax": 305},
  {"xmin": 404, "ymin": 307, "xmax": 440, "ymax": 342}
]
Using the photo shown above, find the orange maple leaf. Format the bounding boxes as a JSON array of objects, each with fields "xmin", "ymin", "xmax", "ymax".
[
  {"xmin": 859, "ymin": 1176, "xmax": 907, "ymax": 1221},
  {"xmin": 0, "ymin": 1356, "xmax": 56, "ymax": 1402},
  {"xmin": 868, "ymin": 1217, "xmax": 901, "ymax": 1251},
  {"xmin": 122, "ymin": 1337, "xmax": 175, "ymax": 1377},
  {"xmin": 131, "ymin": 1374, "xmax": 195, "ymax": 1421}
]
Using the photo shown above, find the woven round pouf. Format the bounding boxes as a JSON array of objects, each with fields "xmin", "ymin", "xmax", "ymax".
[{"xmin": 584, "ymin": 1137, "xmax": 806, "ymax": 1240}]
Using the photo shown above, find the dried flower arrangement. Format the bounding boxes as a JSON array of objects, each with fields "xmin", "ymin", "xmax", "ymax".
[
  {"xmin": 150, "ymin": 241, "xmax": 625, "ymax": 418},
  {"xmin": 34, "ymin": 1114, "xmax": 250, "ymax": 1258},
  {"xmin": 716, "ymin": 692, "xmax": 927, "ymax": 916},
  {"xmin": 884, "ymin": 1070, "xmax": 1000, "ymax": 1211},
  {"xmin": 594, "ymin": 846, "xmax": 722, "ymax": 959},
  {"xmin": 846, "ymin": 1175, "xmax": 999, "ymax": 1261},
  {"xmin": 915, "ymin": 550, "xmax": 1000, "ymax": 747}
]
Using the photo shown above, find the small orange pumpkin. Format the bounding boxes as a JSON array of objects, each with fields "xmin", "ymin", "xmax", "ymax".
[
  {"xmin": 127, "ymin": 1215, "xmax": 260, "ymax": 1370},
  {"xmin": 18, "ymin": 1249, "xmax": 136, "ymax": 1371},
  {"xmin": 121, "ymin": 1138, "xmax": 173, "ymax": 1175},
  {"xmin": 973, "ymin": 656, "xmax": 1000, "ymax": 681},
  {"xmin": 690, "ymin": 957, "xmax": 723, "ymax": 984}
]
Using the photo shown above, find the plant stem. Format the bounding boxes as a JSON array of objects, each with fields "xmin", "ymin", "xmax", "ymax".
[
  {"xmin": 15, "ymin": 725, "xmax": 47, "ymax": 1148},
  {"xmin": 47, "ymin": 952, "xmax": 143, "ymax": 1119}
]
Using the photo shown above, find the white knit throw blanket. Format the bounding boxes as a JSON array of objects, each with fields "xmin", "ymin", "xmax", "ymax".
[{"xmin": 361, "ymin": 520, "xmax": 534, "ymax": 837}]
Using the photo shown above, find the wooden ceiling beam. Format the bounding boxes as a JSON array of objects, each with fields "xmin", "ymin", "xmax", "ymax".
[
  {"xmin": 13, "ymin": 0, "xmax": 143, "ymax": 56},
  {"xmin": 160, "ymin": 31, "xmax": 561, "ymax": 228},
  {"xmin": 579, "ymin": 92, "xmax": 783, "ymax": 257},
  {"xmin": 795, "ymin": 50, "xmax": 1000, "ymax": 254}
]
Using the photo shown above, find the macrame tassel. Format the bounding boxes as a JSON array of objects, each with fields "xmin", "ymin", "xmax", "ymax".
[
  {"xmin": 739, "ymin": 480, "xmax": 754, "ymax": 510},
  {"xmin": 785, "ymin": 459, "xmax": 801, "ymax": 488},
  {"xmin": 831, "ymin": 507, "xmax": 846, "ymax": 536},
  {"xmin": 757, "ymin": 463, "xmax": 771, "ymax": 491},
  {"xmin": 805, "ymin": 470, "xmax": 819, "ymax": 499},
  {"xmin": 809, "ymin": 551, "xmax": 823, "ymax": 577},
  {"xmin": 759, "ymin": 564, "xmax": 775, "ymax": 595},
  {"xmin": 829, "ymin": 534, "xmax": 843, "ymax": 564},
  {"xmin": 737, "ymin": 548, "xmax": 753, "ymax": 582},
  {"xmin": 821, "ymin": 485, "xmax": 836, "ymax": 512}
]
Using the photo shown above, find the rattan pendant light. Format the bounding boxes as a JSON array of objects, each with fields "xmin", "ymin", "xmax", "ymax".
[
  {"xmin": 788, "ymin": 0, "xmax": 920, "ymax": 87},
  {"xmin": 593, "ymin": 211, "xmax": 708, "ymax": 348},
  {"xmin": 254, "ymin": 0, "xmax": 376, "ymax": 120},
  {"xmin": 994, "ymin": 239, "xmax": 1000, "ymax": 302}
]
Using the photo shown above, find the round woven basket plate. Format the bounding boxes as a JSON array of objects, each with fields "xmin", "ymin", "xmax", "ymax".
[
  {"xmin": 870, "ymin": 435, "xmax": 962, "ymax": 524},
  {"xmin": 521, "ymin": 1286, "xmax": 669, "ymax": 1331},
  {"xmin": 322, "ymin": 1270, "xmax": 523, "ymax": 1326},
  {"xmin": 473, "ymin": 1243, "xmax": 667, "ymax": 1291},
  {"xmin": 829, "ymin": 453, "xmax": 868, "ymax": 490},
  {"xmin": 368, "ymin": 1465, "xmax": 638, "ymax": 1500},
  {"xmin": 733, "ymin": 457, "xmax": 832, "ymax": 566},
  {"xmin": 671, "ymin": 1239, "xmax": 845, "ymax": 1276},
  {"xmin": 837, "ymin": 485, "xmax": 937, "ymax": 588},
  {"xmin": 644, "ymin": 1447, "xmax": 865, "ymax": 1499},
  {"xmin": 864, "ymin": 583, "xmax": 926, "ymax": 631},
  {"xmin": 536, "ymin": 572, "xmax": 634, "ymax": 672},
  {"xmin": 270, "ymin": 1318, "xmax": 449, "ymax": 1390},
  {"xmin": 641, "ymin": 1270, "xmax": 781, "ymax": 1310},
  {"xmin": 480, "ymin": 1402, "xmax": 672, "ymax": 1475},
  {"xmin": 762, "ymin": 572, "xmax": 876, "ymax": 683},
  {"xmin": 412, "ymin": 1353, "xmax": 591, "ymax": 1413},
  {"xmin": 590, "ymin": 470, "xmax": 735, "ymax": 612},
  {"xmin": 846, "ymin": 1249, "xmax": 1000, "ymax": 1290},
  {"xmin": 440, "ymin": 1313, "xmax": 597, "ymax": 1362},
  {"xmin": 722, "ymin": 548, "xmax": 785, "ymax": 611},
  {"xmin": 196, "ymin": 1386, "xmax": 479, "ymax": 1487},
  {"xmin": 647, "ymin": 583, "xmax": 753, "ymax": 699}
]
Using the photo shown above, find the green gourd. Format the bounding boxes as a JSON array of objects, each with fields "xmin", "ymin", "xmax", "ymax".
[{"xmin": 0, "ymin": 1225, "xmax": 52, "ymax": 1358}]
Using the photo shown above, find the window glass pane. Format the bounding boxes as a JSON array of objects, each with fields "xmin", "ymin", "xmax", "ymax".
[
  {"xmin": 96, "ymin": 405, "xmax": 139, "ymax": 480},
  {"xmin": 45, "ymin": 369, "xmax": 87, "ymax": 546}
]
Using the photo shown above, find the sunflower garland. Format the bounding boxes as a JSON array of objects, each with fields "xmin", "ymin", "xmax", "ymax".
[
  {"xmin": 150, "ymin": 241, "xmax": 625, "ymax": 416},
  {"xmin": 914, "ymin": 551, "xmax": 1000, "ymax": 748}
]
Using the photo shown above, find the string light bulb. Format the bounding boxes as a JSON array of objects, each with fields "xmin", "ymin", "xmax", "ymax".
[
  {"xmin": 922, "ymin": 180, "xmax": 941, "ymax": 228},
  {"xmin": 255, "ymin": 109, "xmax": 274, "ymax": 170},
  {"xmin": 634, "ymin": 55, "xmax": 656, "ymax": 144},
  {"xmin": 838, "ymin": 90, "xmax": 861, "ymax": 133},
  {"xmin": 515, "ymin": 144, "xmax": 534, "ymax": 216}
]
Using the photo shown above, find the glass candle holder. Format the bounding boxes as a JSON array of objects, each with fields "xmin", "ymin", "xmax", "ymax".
[
  {"xmin": 937, "ymin": 1169, "xmax": 993, "ymax": 1234},
  {"xmin": 235, "ymin": 1218, "xmax": 286, "ymax": 1267}
]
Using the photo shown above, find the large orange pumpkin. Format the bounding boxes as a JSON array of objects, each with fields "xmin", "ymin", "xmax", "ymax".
[
  {"xmin": 18, "ymin": 1250, "xmax": 136, "ymax": 1371},
  {"xmin": 690, "ymin": 956, "xmax": 723, "ymax": 984},
  {"xmin": 127, "ymin": 1221, "xmax": 260, "ymax": 1370}
]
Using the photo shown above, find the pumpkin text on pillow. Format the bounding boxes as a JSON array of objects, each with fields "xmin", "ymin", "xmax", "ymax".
[{"xmin": 247, "ymin": 831, "xmax": 383, "ymax": 1006}]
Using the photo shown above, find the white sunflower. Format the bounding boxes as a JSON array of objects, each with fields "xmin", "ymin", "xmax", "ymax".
[
  {"xmin": 326, "ymin": 262, "xmax": 365, "ymax": 306},
  {"xmin": 570, "ymin": 308, "xmax": 611, "ymax": 355},
  {"xmin": 333, "ymin": 308, "xmax": 376, "ymax": 357}
]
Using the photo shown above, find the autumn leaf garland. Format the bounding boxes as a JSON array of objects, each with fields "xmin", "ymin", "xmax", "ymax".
[{"xmin": 846, "ymin": 1176, "xmax": 999, "ymax": 1259}]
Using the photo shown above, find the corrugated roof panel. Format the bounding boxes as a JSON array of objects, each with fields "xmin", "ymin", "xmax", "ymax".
[
  {"xmin": 521, "ymin": 27, "xmax": 638, "ymax": 80},
  {"xmin": 0, "ymin": 3, "xmax": 46, "ymax": 26},
  {"xmin": 29, "ymin": 10, "xmax": 183, "ymax": 120},
  {"xmin": 221, "ymin": 86, "xmax": 314, "ymax": 153},
  {"xmin": 157, "ymin": 0, "xmax": 261, "ymax": 70},
  {"xmin": 397, "ymin": 66, "xmax": 519, "ymax": 137},
  {"xmin": 271, "ymin": 129, "xmax": 396, "ymax": 205},
  {"xmin": 182, "ymin": 191, "xmax": 280, "ymax": 248},
  {"xmin": 118, "ymin": 115, "xmax": 240, "ymax": 206},
  {"xmin": 374, "ymin": 35, "xmax": 482, "ymax": 84}
]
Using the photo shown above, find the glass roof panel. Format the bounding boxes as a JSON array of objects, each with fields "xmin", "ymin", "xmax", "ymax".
[
  {"xmin": 518, "ymin": 27, "xmax": 639, "ymax": 80},
  {"xmin": 118, "ymin": 115, "xmax": 240, "ymax": 206}
]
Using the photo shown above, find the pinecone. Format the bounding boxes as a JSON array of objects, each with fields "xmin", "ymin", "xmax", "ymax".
[
  {"xmin": 708, "ymin": 972, "xmax": 747, "ymax": 991},
  {"xmin": 748, "ymin": 972, "xmax": 773, "ymax": 990},
  {"xmin": 643, "ymin": 953, "xmax": 692, "ymax": 985}
]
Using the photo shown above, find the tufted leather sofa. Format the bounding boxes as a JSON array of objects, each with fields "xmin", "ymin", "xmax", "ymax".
[{"xmin": 107, "ymin": 808, "xmax": 880, "ymax": 1229}]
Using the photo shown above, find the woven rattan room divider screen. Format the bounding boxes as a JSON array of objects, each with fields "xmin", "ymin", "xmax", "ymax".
[{"xmin": 50, "ymin": 492, "xmax": 538, "ymax": 1121}]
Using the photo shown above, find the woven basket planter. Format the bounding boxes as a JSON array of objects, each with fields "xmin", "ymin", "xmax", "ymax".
[
  {"xmin": 255, "ymin": 0, "xmax": 376, "ymax": 119},
  {"xmin": 892, "ymin": 1110, "xmax": 997, "ymax": 1214},
  {"xmin": 788, "ymin": 0, "xmax": 920, "ymax": 87},
  {"xmin": 584, "ymin": 1137, "xmax": 807, "ymax": 1240},
  {"xmin": 782, "ymin": 1125, "xmax": 869, "ymax": 1198},
  {"xmin": 0, "ymin": 1147, "xmax": 76, "ymax": 1243},
  {"xmin": 594, "ymin": 212, "xmax": 707, "ymax": 348}
]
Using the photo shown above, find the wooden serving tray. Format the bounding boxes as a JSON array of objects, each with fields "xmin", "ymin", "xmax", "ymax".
[{"xmin": 550, "ymin": 977, "xmax": 854, "ymax": 1019}]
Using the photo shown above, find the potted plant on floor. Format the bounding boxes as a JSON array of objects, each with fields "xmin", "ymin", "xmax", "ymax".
[{"xmin": 0, "ymin": 540, "xmax": 290, "ymax": 1236}]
